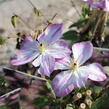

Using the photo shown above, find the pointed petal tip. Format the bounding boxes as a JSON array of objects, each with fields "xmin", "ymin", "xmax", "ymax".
[
  {"xmin": 10, "ymin": 59, "xmax": 24, "ymax": 66},
  {"xmin": 72, "ymin": 41, "xmax": 93, "ymax": 49}
]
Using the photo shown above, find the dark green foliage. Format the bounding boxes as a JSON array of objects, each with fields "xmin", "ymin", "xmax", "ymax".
[
  {"xmin": 82, "ymin": 6, "xmax": 90, "ymax": 18},
  {"xmin": 0, "ymin": 106, "xmax": 7, "ymax": 109},
  {"xmin": 32, "ymin": 96, "xmax": 53, "ymax": 108},
  {"xmin": 69, "ymin": 6, "xmax": 89, "ymax": 29},
  {"xmin": 91, "ymin": 95, "xmax": 109, "ymax": 109},
  {"xmin": 0, "ymin": 76, "xmax": 5, "ymax": 86},
  {"xmin": 69, "ymin": 18, "xmax": 88, "ymax": 29},
  {"xmin": 62, "ymin": 30, "xmax": 80, "ymax": 42},
  {"xmin": 91, "ymin": 88, "xmax": 109, "ymax": 109}
]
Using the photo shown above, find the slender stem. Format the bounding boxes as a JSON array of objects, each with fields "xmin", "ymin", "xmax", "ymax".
[
  {"xmin": 27, "ymin": 0, "xmax": 35, "ymax": 8},
  {"xmin": 94, "ymin": 47, "xmax": 109, "ymax": 52},
  {"xmin": 3, "ymin": 67, "xmax": 47, "ymax": 81},
  {"xmin": 71, "ymin": 0, "xmax": 81, "ymax": 17},
  {"xmin": 0, "ymin": 88, "xmax": 21, "ymax": 98},
  {"xmin": 17, "ymin": 15, "xmax": 33, "ymax": 30}
]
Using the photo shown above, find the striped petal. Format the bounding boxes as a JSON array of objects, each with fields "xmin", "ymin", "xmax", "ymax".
[
  {"xmin": 37, "ymin": 55, "xmax": 55, "ymax": 76},
  {"xmin": 38, "ymin": 24, "xmax": 63, "ymax": 44},
  {"xmin": 88, "ymin": 63, "xmax": 107, "ymax": 81},
  {"xmin": 52, "ymin": 70, "xmax": 74, "ymax": 97},
  {"xmin": 72, "ymin": 41, "xmax": 93, "ymax": 66}
]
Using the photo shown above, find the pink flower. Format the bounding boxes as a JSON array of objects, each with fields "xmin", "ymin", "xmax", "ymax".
[
  {"xmin": 52, "ymin": 41, "xmax": 107, "ymax": 97},
  {"xmin": 11, "ymin": 24, "xmax": 71, "ymax": 76},
  {"xmin": 87, "ymin": 0, "xmax": 109, "ymax": 11}
]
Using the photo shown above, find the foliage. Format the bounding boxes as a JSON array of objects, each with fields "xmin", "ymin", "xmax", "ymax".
[
  {"xmin": 0, "ymin": 106, "xmax": 7, "ymax": 109},
  {"xmin": 91, "ymin": 88, "xmax": 109, "ymax": 109}
]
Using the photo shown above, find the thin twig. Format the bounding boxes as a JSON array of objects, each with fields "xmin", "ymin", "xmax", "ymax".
[
  {"xmin": 71, "ymin": 0, "xmax": 82, "ymax": 17},
  {"xmin": 94, "ymin": 47, "xmax": 109, "ymax": 52},
  {"xmin": 27, "ymin": 0, "xmax": 36, "ymax": 8},
  {"xmin": 3, "ymin": 67, "xmax": 47, "ymax": 81},
  {"xmin": 0, "ymin": 88, "xmax": 21, "ymax": 98}
]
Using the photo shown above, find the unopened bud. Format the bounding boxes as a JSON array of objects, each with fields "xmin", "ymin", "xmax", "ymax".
[
  {"xmin": 77, "ymin": 93, "xmax": 82, "ymax": 98},
  {"xmin": 79, "ymin": 103, "xmax": 86, "ymax": 109},
  {"xmin": 85, "ymin": 99, "xmax": 92, "ymax": 108},
  {"xmin": 86, "ymin": 90, "xmax": 92, "ymax": 96},
  {"xmin": 73, "ymin": 93, "xmax": 82, "ymax": 101}
]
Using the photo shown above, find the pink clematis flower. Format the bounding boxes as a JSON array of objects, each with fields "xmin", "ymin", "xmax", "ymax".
[
  {"xmin": 11, "ymin": 24, "xmax": 71, "ymax": 76},
  {"xmin": 87, "ymin": 0, "xmax": 109, "ymax": 11},
  {"xmin": 52, "ymin": 41, "xmax": 107, "ymax": 97}
]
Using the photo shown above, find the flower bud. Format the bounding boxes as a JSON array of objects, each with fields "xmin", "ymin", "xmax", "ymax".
[
  {"xmin": 79, "ymin": 103, "xmax": 86, "ymax": 109},
  {"xmin": 85, "ymin": 98, "xmax": 92, "ymax": 108},
  {"xmin": 86, "ymin": 90, "xmax": 92, "ymax": 96},
  {"xmin": 73, "ymin": 93, "xmax": 82, "ymax": 101}
]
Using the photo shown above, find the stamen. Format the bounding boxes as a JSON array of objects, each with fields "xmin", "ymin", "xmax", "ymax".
[
  {"xmin": 70, "ymin": 61, "xmax": 79, "ymax": 70},
  {"xmin": 39, "ymin": 43, "xmax": 46, "ymax": 51}
]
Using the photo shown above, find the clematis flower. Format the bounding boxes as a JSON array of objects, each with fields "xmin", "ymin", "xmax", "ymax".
[
  {"xmin": 52, "ymin": 41, "xmax": 107, "ymax": 97},
  {"xmin": 11, "ymin": 24, "xmax": 71, "ymax": 76},
  {"xmin": 87, "ymin": 0, "xmax": 109, "ymax": 11}
]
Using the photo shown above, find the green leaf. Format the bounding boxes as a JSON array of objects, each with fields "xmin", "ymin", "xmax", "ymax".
[
  {"xmin": 32, "ymin": 96, "xmax": 52, "ymax": 108},
  {"xmin": 0, "ymin": 106, "xmax": 7, "ymax": 109},
  {"xmin": 91, "ymin": 95, "xmax": 109, "ymax": 109},
  {"xmin": 82, "ymin": 7, "xmax": 90, "ymax": 18},
  {"xmin": 49, "ymin": 102, "xmax": 60, "ymax": 109},
  {"xmin": 62, "ymin": 30, "xmax": 79, "ymax": 41},
  {"xmin": 69, "ymin": 18, "xmax": 88, "ymax": 29}
]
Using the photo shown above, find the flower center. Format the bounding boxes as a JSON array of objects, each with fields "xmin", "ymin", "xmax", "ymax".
[
  {"xmin": 39, "ymin": 43, "xmax": 46, "ymax": 51},
  {"xmin": 70, "ymin": 61, "xmax": 79, "ymax": 70}
]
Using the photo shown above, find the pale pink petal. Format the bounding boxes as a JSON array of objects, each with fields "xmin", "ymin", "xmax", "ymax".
[
  {"xmin": 37, "ymin": 55, "xmax": 55, "ymax": 76},
  {"xmin": 11, "ymin": 36, "xmax": 40, "ymax": 65},
  {"xmin": 87, "ymin": 63, "xmax": 107, "ymax": 81},
  {"xmin": 52, "ymin": 66, "xmax": 89, "ymax": 97},
  {"xmin": 72, "ymin": 67, "xmax": 89, "ymax": 88},
  {"xmin": 54, "ymin": 57, "xmax": 71, "ymax": 70},
  {"xmin": 52, "ymin": 70, "xmax": 74, "ymax": 97},
  {"xmin": 21, "ymin": 36, "xmax": 39, "ymax": 50},
  {"xmin": 38, "ymin": 24, "xmax": 63, "ymax": 44},
  {"xmin": 11, "ymin": 50, "xmax": 40, "ymax": 65},
  {"xmin": 72, "ymin": 41, "xmax": 93, "ymax": 66},
  {"xmin": 47, "ymin": 40, "xmax": 71, "ymax": 59},
  {"xmin": 88, "ymin": 0, "xmax": 105, "ymax": 8},
  {"xmin": 24, "ymin": 36, "xmax": 35, "ymax": 42}
]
